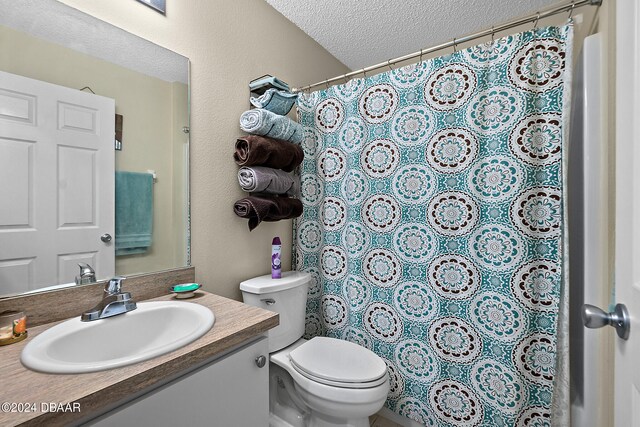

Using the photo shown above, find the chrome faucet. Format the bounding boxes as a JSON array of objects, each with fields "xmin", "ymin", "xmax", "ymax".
[
  {"xmin": 81, "ymin": 276, "xmax": 137, "ymax": 322},
  {"xmin": 75, "ymin": 263, "xmax": 96, "ymax": 285}
]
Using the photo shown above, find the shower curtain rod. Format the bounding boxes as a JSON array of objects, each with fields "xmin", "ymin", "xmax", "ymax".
[{"xmin": 291, "ymin": 0, "xmax": 601, "ymax": 93}]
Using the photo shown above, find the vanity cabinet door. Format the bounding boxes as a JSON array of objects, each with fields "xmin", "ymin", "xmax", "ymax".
[{"xmin": 87, "ymin": 337, "xmax": 269, "ymax": 427}]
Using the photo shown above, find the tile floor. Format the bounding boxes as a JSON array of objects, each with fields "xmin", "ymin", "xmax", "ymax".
[{"xmin": 369, "ymin": 414, "xmax": 403, "ymax": 427}]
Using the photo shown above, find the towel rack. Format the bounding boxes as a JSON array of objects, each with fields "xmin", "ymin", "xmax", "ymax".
[
  {"xmin": 249, "ymin": 75, "xmax": 290, "ymax": 96},
  {"xmin": 146, "ymin": 169, "xmax": 158, "ymax": 183}
]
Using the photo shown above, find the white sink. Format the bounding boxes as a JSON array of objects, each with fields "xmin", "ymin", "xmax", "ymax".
[{"xmin": 21, "ymin": 301, "xmax": 215, "ymax": 374}]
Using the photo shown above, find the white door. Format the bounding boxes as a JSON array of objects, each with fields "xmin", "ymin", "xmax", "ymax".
[
  {"xmin": 614, "ymin": 1, "xmax": 640, "ymax": 426},
  {"xmin": 0, "ymin": 71, "xmax": 115, "ymax": 294}
]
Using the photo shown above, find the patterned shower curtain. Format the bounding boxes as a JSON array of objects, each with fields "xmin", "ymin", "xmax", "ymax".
[{"xmin": 295, "ymin": 24, "xmax": 572, "ymax": 426}]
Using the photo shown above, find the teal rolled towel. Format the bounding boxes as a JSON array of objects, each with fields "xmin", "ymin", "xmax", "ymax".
[
  {"xmin": 250, "ymin": 89, "xmax": 298, "ymax": 116},
  {"xmin": 240, "ymin": 108, "xmax": 303, "ymax": 143}
]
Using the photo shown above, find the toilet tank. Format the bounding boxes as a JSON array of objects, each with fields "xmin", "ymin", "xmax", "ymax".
[{"xmin": 240, "ymin": 271, "xmax": 310, "ymax": 352}]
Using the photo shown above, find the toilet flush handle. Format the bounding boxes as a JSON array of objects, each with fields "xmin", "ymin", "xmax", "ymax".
[
  {"xmin": 261, "ymin": 298, "xmax": 276, "ymax": 306},
  {"xmin": 255, "ymin": 355, "xmax": 267, "ymax": 368}
]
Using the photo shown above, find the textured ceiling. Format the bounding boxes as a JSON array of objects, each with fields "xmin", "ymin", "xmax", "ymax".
[
  {"xmin": 264, "ymin": 0, "xmax": 561, "ymax": 70},
  {"xmin": 0, "ymin": 0, "xmax": 187, "ymax": 83}
]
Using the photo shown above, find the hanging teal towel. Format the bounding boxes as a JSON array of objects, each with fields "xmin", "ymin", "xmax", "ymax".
[{"xmin": 115, "ymin": 171, "xmax": 153, "ymax": 256}]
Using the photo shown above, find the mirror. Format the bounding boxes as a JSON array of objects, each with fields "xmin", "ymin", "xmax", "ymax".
[{"xmin": 0, "ymin": 0, "xmax": 190, "ymax": 297}]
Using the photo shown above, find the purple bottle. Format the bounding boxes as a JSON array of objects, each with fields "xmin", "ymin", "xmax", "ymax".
[{"xmin": 271, "ymin": 237, "xmax": 282, "ymax": 279}]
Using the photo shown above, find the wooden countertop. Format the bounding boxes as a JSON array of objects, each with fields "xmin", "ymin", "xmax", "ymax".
[{"xmin": 0, "ymin": 292, "xmax": 279, "ymax": 427}]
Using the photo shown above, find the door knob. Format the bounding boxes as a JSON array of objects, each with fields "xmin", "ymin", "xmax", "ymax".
[
  {"xmin": 582, "ymin": 303, "xmax": 630, "ymax": 340},
  {"xmin": 101, "ymin": 233, "xmax": 112, "ymax": 243}
]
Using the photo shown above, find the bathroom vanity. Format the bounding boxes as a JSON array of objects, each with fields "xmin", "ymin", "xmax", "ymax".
[
  {"xmin": 0, "ymin": 292, "xmax": 278, "ymax": 427},
  {"xmin": 89, "ymin": 337, "xmax": 269, "ymax": 426}
]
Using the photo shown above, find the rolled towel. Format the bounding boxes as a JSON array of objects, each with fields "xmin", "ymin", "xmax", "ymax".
[
  {"xmin": 238, "ymin": 166, "xmax": 298, "ymax": 196},
  {"xmin": 233, "ymin": 135, "xmax": 304, "ymax": 172},
  {"xmin": 250, "ymin": 89, "xmax": 298, "ymax": 116},
  {"xmin": 234, "ymin": 196, "xmax": 303, "ymax": 231},
  {"xmin": 240, "ymin": 108, "xmax": 303, "ymax": 143}
]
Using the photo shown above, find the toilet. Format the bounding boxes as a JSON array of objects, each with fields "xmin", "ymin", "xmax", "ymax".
[{"xmin": 240, "ymin": 271, "xmax": 390, "ymax": 427}]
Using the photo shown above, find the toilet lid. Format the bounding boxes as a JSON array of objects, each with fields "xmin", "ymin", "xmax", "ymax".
[{"xmin": 289, "ymin": 337, "xmax": 387, "ymax": 387}]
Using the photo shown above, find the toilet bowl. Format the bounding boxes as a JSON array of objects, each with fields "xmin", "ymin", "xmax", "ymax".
[
  {"xmin": 241, "ymin": 272, "xmax": 390, "ymax": 427},
  {"xmin": 271, "ymin": 338, "xmax": 389, "ymax": 427}
]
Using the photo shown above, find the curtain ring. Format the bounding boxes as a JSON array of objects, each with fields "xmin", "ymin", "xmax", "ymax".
[
  {"xmin": 452, "ymin": 38, "xmax": 457, "ymax": 53},
  {"xmin": 568, "ymin": 1, "xmax": 575, "ymax": 19},
  {"xmin": 491, "ymin": 26, "xmax": 495, "ymax": 44},
  {"xmin": 343, "ymin": 73, "xmax": 348, "ymax": 85},
  {"xmin": 533, "ymin": 12, "xmax": 540, "ymax": 30},
  {"xmin": 419, "ymin": 48, "xmax": 424, "ymax": 63},
  {"xmin": 387, "ymin": 59, "xmax": 393, "ymax": 72},
  {"xmin": 324, "ymin": 79, "xmax": 329, "ymax": 90},
  {"xmin": 362, "ymin": 68, "xmax": 367, "ymax": 78}
]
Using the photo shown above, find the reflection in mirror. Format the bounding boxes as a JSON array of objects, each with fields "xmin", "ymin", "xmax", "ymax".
[{"xmin": 0, "ymin": 0, "xmax": 190, "ymax": 298}]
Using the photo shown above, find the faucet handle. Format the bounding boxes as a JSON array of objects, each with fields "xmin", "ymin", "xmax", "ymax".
[
  {"xmin": 78, "ymin": 263, "xmax": 94, "ymax": 276},
  {"xmin": 75, "ymin": 263, "xmax": 96, "ymax": 285},
  {"xmin": 105, "ymin": 276, "xmax": 127, "ymax": 295}
]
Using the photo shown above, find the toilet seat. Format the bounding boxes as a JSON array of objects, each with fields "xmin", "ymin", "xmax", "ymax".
[{"xmin": 288, "ymin": 337, "xmax": 387, "ymax": 389}]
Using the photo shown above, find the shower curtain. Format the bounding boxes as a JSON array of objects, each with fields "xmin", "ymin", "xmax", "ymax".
[{"xmin": 295, "ymin": 24, "xmax": 572, "ymax": 426}]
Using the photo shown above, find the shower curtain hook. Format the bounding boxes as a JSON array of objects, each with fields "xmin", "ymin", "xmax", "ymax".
[
  {"xmin": 533, "ymin": 12, "xmax": 540, "ymax": 30},
  {"xmin": 343, "ymin": 73, "xmax": 348, "ymax": 85},
  {"xmin": 568, "ymin": 1, "xmax": 575, "ymax": 20},
  {"xmin": 419, "ymin": 48, "xmax": 424, "ymax": 63},
  {"xmin": 452, "ymin": 38, "xmax": 457, "ymax": 53},
  {"xmin": 491, "ymin": 26, "xmax": 495, "ymax": 44},
  {"xmin": 387, "ymin": 59, "xmax": 393, "ymax": 72},
  {"xmin": 362, "ymin": 68, "xmax": 367, "ymax": 79},
  {"xmin": 325, "ymin": 78, "xmax": 329, "ymax": 90}
]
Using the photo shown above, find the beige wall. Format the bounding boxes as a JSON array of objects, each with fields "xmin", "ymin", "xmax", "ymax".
[
  {"xmin": 0, "ymin": 24, "xmax": 188, "ymax": 279},
  {"xmin": 54, "ymin": 0, "xmax": 349, "ymax": 300}
]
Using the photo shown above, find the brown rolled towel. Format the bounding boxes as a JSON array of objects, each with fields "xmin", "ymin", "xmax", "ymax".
[
  {"xmin": 234, "ymin": 196, "xmax": 303, "ymax": 231},
  {"xmin": 233, "ymin": 135, "xmax": 304, "ymax": 172}
]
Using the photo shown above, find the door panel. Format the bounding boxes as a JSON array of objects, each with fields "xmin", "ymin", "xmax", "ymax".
[
  {"xmin": 58, "ymin": 145, "xmax": 96, "ymax": 227},
  {"xmin": 0, "ymin": 88, "xmax": 35, "ymax": 124},
  {"xmin": 0, "ymin": 137, "xmax": 33, "ymax": 227},
  {"xmin": 0, "ymin": 258, "xmax": 34, "ymax": 294},
  {"xmin": 57, "ymin": 102, "xmax": 98, "ymax": 134}
]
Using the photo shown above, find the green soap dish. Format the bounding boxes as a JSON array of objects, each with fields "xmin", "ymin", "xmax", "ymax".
[{"xmin": 170, "ymin": 283, "xmax": 201, "ymax": 299}]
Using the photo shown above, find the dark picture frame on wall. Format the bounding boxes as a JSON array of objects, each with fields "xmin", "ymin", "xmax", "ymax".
[{"xmin": 136, "ymin": 0, "xmax": 166, "ymax": 15}]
